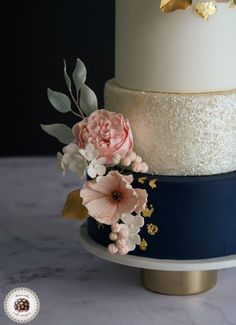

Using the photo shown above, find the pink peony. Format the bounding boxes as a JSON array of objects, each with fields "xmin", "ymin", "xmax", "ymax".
[
  {"xmin": 80, "ymin": 170, "xmax": 148, "ymax": 225},
  {"xmin": 72, "ymin": 109, "xmax": 133, "ymax": 165}
]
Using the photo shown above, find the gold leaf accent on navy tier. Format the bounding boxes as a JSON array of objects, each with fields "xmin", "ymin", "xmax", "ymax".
[
  {"xmin": 193, "ymin": 1, "xmax": 217, "ymax": 20},
  {"xmin": 160, "ymin": 0, "xmax": 192, "ymax": 12},
  {"xmin": 147, "ymin": 224, "xmax": 159, "ymax": 236},
  {"xmin": 139, "ymin": 238, "xmax": 148, "ymax": 251},
  {"xmin": 138, "ymin": 176, "xmax": 147, "ymax": 184},
  {"xmin": 149, "ymin": 179, "xmax": 158, "ymax": 189},
  {"xmin": 62, "ymin": 189, "xmax": 88, "ymax": 220},
  {"xmin": 142, "ymin": 205, "xmax": 154, "ymax": 218}
]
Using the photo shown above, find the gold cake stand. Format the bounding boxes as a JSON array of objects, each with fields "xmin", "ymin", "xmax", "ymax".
[
  {"xmin": 80, "ymin": 223, "xmax": 236, "ymax": 296},
  {"xmin": 141, "ymin": 269, "xmax": 217, "ymax": 295}
]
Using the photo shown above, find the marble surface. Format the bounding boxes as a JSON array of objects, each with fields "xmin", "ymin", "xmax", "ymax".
[{"xmin": 0, "ymin": 157, "xmax": 236, "ymax": 325}]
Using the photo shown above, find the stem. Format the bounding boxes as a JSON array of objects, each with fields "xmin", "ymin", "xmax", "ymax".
[
  {"xmin": 119, "ymin": 166, "xmax": 126, "ymax": 174},
  {"xmin": 69, "ymin": 89, "xmax": 85, "ymax": 118},
  {"xmin": 76, "ymin": 89, "xmax": 79, "ymax": 105},
  {"xmin": 71, "ymin": 110, "xmax": 84, "ymax": 119}
]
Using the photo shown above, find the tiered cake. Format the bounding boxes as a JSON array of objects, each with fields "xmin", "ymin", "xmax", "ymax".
[{"xmin": 88, "ymin": 0, "xmax": 236, "ymax": 260}]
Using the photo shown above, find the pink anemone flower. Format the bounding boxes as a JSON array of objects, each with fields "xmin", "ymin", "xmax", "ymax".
[{"xmin": 80, "ymin": 170, "xmax": 147, "ymax": 225}]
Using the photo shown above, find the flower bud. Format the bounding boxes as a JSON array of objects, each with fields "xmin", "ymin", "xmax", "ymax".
[
  {"xmin": 120, "ymin": 157, "xmax": 132, "ymax": 167},
  {"xmin": 131, "ymin": 162, "xmax": 142, "ymax": 173},
  {"xmin": 112, "ymin": 153, "xmax": 121, "ymax": 165},
  {"xmin": 107, "ymin": 244, "xmax": 118, "ymax": 254},
  {"xmin": 111, "ymin": 223, "xmax": 121, "ymax": 233},
  {"xmin": 118, "ymin": 246, "xmax": 129, "ymax": 255},
  {"xmin": 109, "ymin": 232, "xmax": 118, "ymax": 241},
  {"xmin": 135, "ymin": 156, "xmax": 142, "ymax": 164},
  {"xmin": 119, "ymin": 228, "xmax": 130, "ymax": 240},
  {"xmin": 140, "ymin": 162, "xmax": 149, "ymax": 173}
]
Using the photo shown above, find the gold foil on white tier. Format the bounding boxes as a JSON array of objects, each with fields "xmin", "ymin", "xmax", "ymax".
[
  {"xmin": 115, "ymin": 0, "xmax": 236, "ymax": 93},
  {"xmin": 105, "ymin": 80, "xmax": 236, "ymax": 176}
]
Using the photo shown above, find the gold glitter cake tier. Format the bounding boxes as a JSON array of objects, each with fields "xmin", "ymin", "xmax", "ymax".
[{"xmin": 104, "ymin": 80, "xmax": 236, "ymax": 176}]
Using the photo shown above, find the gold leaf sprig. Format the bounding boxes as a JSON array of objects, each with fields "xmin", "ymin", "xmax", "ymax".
[
  {"xmin": 228, "ymin": 0, "xmax": 236, "ymax": 7},
  {"xmin": 62, "ymin": 189, "xmax": 88, "ymax": 220},
  {"xmin": 160, "ymin": 0, "xmax": 192, "ymax": 12}
]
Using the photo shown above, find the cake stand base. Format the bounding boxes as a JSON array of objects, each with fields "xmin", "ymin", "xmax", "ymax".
[
  {"xmin": 141, "ymin": 269, "xmax": 217, "ymax": 295},
  {"xmin": 80, "ymin": 223, "xmax": 236, "ymax": 296}
]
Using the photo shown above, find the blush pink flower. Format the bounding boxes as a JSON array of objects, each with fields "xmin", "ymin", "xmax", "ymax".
[
  {"xmin": 80, "ymin": 170, "xmax": 148, "ymax": 225},
  {"xmin": 72, "ymin": 109, "xmax": 133, "ymax": 165}
]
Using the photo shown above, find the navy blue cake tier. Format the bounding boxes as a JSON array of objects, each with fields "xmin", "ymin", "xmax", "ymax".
[{"xmin": 87, "ymin": 171, "xmax": 236, "ymax": 260}]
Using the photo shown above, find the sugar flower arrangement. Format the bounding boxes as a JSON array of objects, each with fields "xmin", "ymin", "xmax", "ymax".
[{"xmin": 41, "ymin": 59, "xmax": 149, "ymax": 256}]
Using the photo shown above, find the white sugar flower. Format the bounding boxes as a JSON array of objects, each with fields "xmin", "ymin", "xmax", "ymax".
[
  {"xmin": 126, "ymin": 233, "xmax": 141, "ymax": 251},
  {"xmin": 121, "ymin": 213, "xmax": 144, "ymax": 235},
  {"xmin": 79, "ymin": 143, "xmax": 99, "ymax": 162},
  {"xmin": 87, "ymin": 157, "xmax": 106, "ymax": 179},
  {"xmin": 119, "ymin": 213, "xmax": 144, "ymax": 252},
  {"xmin": 57, "ymin": 143, "xmax": 87, "ymax": 178},
  {"xmin": 108, "ymin": 214, "xmax": 145, "ymax": 254}
]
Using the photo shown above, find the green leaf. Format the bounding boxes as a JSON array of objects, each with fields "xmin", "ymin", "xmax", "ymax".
[
  {"xmin": 63, "ymin": 59, "xmax": 72, "ymax": 91},
  {"xmin": 47, "ymin": 88, "xmax": 71, "ymax": 113},
  {"xmin": 79, "ymin": 84, "xmax": 98, "ymax": 116},
  {"xmin": 41, "ymin": 124, "xmax": 73, "ymax": 144},
  {"xmin": 72, "ymin": 58, "xmax": 87, "ymax": 92}
]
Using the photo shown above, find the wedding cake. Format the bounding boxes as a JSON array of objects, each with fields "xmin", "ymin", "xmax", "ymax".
[{"xmin": 88, "ymin": 0, "xmax": 236, "ymax": 259}]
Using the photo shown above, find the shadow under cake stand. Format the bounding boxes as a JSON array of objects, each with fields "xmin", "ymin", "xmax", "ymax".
[{"xmin": 80, "ymin": 223, "xmax": 236, "ymax": 296}]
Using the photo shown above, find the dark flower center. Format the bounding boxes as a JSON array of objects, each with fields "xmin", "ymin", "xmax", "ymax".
[{"xmin": 112, "ymin": 191, "xmax": 122, "ymax": 203}]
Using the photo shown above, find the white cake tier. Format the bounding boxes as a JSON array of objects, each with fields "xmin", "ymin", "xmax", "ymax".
[
  {"xmin": 105, "ymin": 80, "xmax": 236, "ymax": 176},
  {"xmin": 115, "ymin": 0, "xmax": 236, "ymax": 93}
]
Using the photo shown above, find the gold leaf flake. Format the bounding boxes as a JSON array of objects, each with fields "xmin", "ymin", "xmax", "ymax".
[
  {"xmin": 139, "ymin": 238, "xmax": 148, "ymax": 251},
  {"xmin": 147, "ymin": 224, "xmax": 159, "ymax": 236},
  {"xmin": 138, "ymin": 176, "xmax": 147, "ymax": 184},
  {"xmin": 62, "ymin": 189, "xmax": 88, "ymax": 220},
  {"xmin": 160, "ymin": 0, "xmax": 192, "ymax": 12},
  {"xmin": 149, "ymin": 179, "xmax": 158, "ymax": 189},
  {"xmin": 193, "ymin": 1, "xmax": 217, "ymax": 20},
  {"xmin": 142, "ymin": 205, "xmax": 154, "ymax": 218},
  {"xmin": 228, "ymin": 0, "xmax": 236, "ymax": 7}
]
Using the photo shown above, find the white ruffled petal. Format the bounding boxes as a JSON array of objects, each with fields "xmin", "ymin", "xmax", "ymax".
[
  {"xmin": 130, "ymin": 233, "xmax": 141, "ymax": 246},
  {"xmin": 87, "ymin": 161, "xmax": 97, "ymax": 178},
  {"xmin": 62, "ymin": 153, "xmax": 72, "ymax": 165},
  {"xmin": 79, "ymin": 149, "xmax": 86, "ymax": 158},
  {"xmin": 96, "ymin": 157, "xmax": 106, "ymax": 165},
  {"xmin": 68, "ymin": 160, "xmax": 79, "ymax": 173},
  {"xmin": 80, "ymin": 144, "xmax": 99, "ymax": 162},
  {"xmin": 77, "ymin": 167, "xmax": 86, "ymax": 178},
  {"xmin": 87, "ymin": 166, "xmax": 97, "ymax": 179},
  {"xmin": 57, "ymin": 152, "xmax": 64, "ymax": 170},
  {"xmin": 126, "ymin": 234, "xmax": 141, "ymax": 252},
  {"xmin": 95, "ymin": 164, "xmax": 106, "ymax": 176},
  {"xmin": 121, "ymin": 213, "xmax": 135, "ymax": 226},
  {"xmin": 133, "ymin": 215, "xmax": 145, "ymax": 229},
  {"xmin": 63, "ymin": 143, "xmax": 79, "ymax": 155},
  {"xmin": 126, "ymin": 239, "xmax": 136, "ymax": 252}
]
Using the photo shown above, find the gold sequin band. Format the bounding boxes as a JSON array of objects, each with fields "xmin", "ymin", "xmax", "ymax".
[{"xmin": 105, "ymin": 80, "xmax": 236, "ymax": 176}]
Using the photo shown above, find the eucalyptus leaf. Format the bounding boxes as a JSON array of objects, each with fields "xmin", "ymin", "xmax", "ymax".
[
  {"xmin": 47, "ymin": 88, "xmax": 71, "ymax": 113},
  {"xmin": 79, "ymin": 84, "xmax": 98, "ymax": 116},
  {"xmin": 40, "ymin": 124, "xmax": 73, "ymax": 144},
  {"xmin": 63, "ymin": 59, "xmax": 72, "ymax": 91},
  {"xmin": 72, "ymin": 58, "xmax": 87, "ymax": 92}
]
